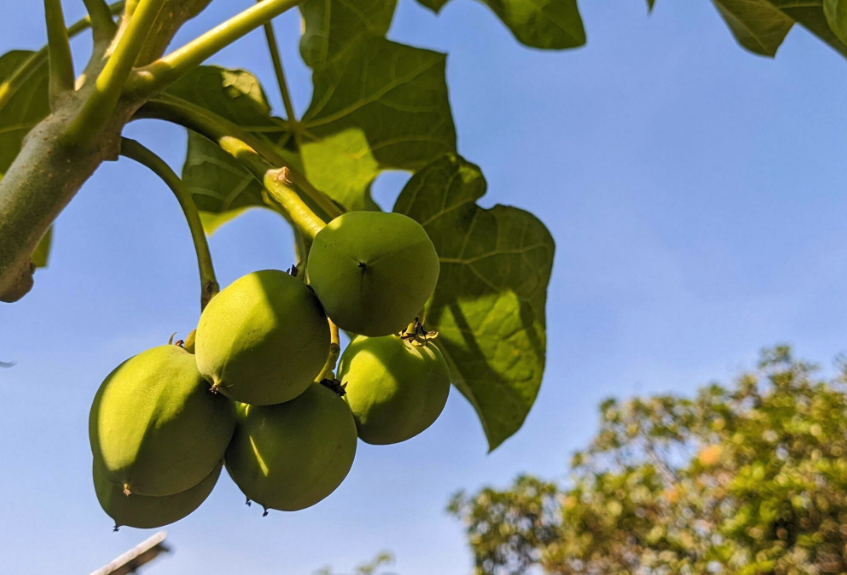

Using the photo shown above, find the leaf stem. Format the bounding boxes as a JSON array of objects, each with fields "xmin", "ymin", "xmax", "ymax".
[
  {"xmin": 218, "ymin": 136, "xmax": 325, "ymax": 240},
  {"xmin": 83, "ymin": 0, "xmax": 119, "ymax": 41},
  {"xmin": 44, "ymin": 0, "xmax": 76, "ymax": 103},
  {"xmin": 258, "ymin": 1, "xmax": 298, "ymax": 126},
  {"xmin": 66, "ymin": 0, "xmax": 166, "ymax": 146},
  {"xmin": 130, "ymin": 0, "xmax": 306, "ymax": 96},
  {"xmin": 120, "ymin": 138, "xmax": 220, "ymax": 310},
  {"xmin": 136, "ymin": 95, "xmax": 343, "ymax": 219},
  {"xmin": 316, "ymin": 320, "xmax": 341, "ymax": 381},
  {"xmin": 0, "ymin": 3, "xmax": 126, "ymax": 113}
]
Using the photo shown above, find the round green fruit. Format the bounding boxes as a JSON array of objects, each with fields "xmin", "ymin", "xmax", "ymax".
[
  {"xmin": 338, "ymin": 335, "xmax": 450, "ymax": 445},
  {"xmin": 89, "ymin": 345, "xmax": 235, "ymax": 496},
  {"xmin": 306, "ymin": 212, "xmax": 440, "ymax": 336},
  {"xmin": 93, "ymin": 459, "xmax": 221, "ymax": 530},
  {"xmin": 195, "ymin": 270, "xmax": 330, "ymax": 405},
  {"xmin": 225, "ymin": 384, "xmax": 357, "ymax": 512}
]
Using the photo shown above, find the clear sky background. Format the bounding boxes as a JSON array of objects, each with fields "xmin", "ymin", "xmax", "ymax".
[{"xmin": 3, "ymin": 1, "xmax": 847, "ymax": 574}]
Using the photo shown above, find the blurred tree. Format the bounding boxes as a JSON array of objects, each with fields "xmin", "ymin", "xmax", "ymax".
[
  {"xmin": 314, "ymin": 552, "xmax": 397, "ymax": 575},
  {"xmin": 449, "ymin": 346, "xmax": 847, "ymax": 575}
]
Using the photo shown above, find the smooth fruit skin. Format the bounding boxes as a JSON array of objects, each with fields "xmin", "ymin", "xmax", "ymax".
[
  {"xmin": 338, "ymin": 335, "xmax": 451, "ymax": 445},
  {"xmin": 89, "ymin": 345, "xmax": 235, "ymax": 497},
  {"xmin": 306, "ymin": 212, "xmax": 440, "ymax": 337},
  {"xmin": 225, "ymin": 384, "xmax": 357, "ymax": 511},
  {"xmin": 195, "ymin": 270, "xmax": 330, "ymax": 405},
  {"xmin": 93, "ymin": 460, "xmax": 222, "ymax": 530}
]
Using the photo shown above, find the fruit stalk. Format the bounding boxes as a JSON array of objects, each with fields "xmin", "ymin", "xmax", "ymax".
[
  {"xmin": 315, "ymin": 320, "xmax": 341, "ymax": 382},
  {"xmin": 136, "ymin": 95, "xmax": 343, "ymax": 220},
  {"xmin": 120, "ymin": 138, "xmax": 219, "ymax": 310},
  {"xmin": 217, "ymin": 136, "xmax": 326, "ymax": 240}
]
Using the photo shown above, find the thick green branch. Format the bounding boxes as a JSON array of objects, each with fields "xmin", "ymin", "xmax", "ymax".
[
  {"xmin": 44, "ymin": 0, "xmax": 75, "ymax": 103},
  {"xmin": 120, "ymin": 138, "xmax": 219, "ymax": 310},
  {"xmin": 66, "ymin": 0, "xmax": 167, "ymax": 146},
  {"xmin": 130, "ymin": 0, "xmax": 306, "ymax": 96},
  {"xmin": 136, "ymin": 95, "xmax": 343, "ymax": 220},
  {"xmin": 83, "ymin": 0, "xmax": 119, "ymax": 41},
  {"xmin": 0, "ymin": 3, "xmax": 125, "ymax": 113},
  {"xmin": 218, "ymin": 136, "xmax": 325, "ymax": 240}
]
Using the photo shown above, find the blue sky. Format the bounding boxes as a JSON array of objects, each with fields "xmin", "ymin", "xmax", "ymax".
[{"xmin": 3, "ymin": 1, "xmax": 847, "ymax": 573}]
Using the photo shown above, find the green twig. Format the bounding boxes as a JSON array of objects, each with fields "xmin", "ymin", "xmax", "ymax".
[
  {"xmin": 316, "ymin": 320, "xmax": 341, "ymax": 382},
  {"xmin": 83, "ymin": 0, "xmax": 118, "ymax": 41},
  {"xmin": 258, "ymin": 0, "xmax": 298, "ymax": 126},
  {"xmin": 218, "ymin": 136, "xmax": 325, "ymax": 240},
  {"xmin": 66, "ymin": 0, "xmax": 166, "ymax": 146},
  {"xmin": 136, "ymin": 95, "xmax": 344, "ymax": 220},
  {"xmin": 0, "ymin": 2, "xmax": 125, "ymax": 113},
  {"xmin": 120, "ymin": 138, "xmax": 219, "ymax": 310},
  {"xmin": 44, "ymin": 0, "xmax": 75, "ymax": 104},
  {"xmin": 130, "ymin": 0, "xmax": 306, "ymax": 96}
]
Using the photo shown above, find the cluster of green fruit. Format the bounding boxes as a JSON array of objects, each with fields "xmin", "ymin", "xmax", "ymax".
[{"xmin": 88, "ymin": 212, "xmax": 452, "ymax": 530}]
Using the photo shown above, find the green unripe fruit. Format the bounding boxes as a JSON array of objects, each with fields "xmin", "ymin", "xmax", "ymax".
[
  {"xmin": 89, "ymin": 345, "xmax": 235, "ymax": 496},
  {"xmin": 195, "ymin": 270, "xmax": 330, "ymax": 405},
  {"xmin": 93, "ymin": 460, "xmax": 221, "ymax": 530},
  {"xmin": 225, "ymin": 384, "xmax": 357, "ymax": 512},
  {"xmin": 338, "ymin": 335, "xmax": 451, "ymax": 445},
  {"xmin": 306, "ymin": 212, "xmax": 440, "ymax": 337}
]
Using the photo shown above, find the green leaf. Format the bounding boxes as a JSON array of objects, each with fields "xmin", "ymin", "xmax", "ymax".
[
  {"xmin": 31, "ymin": 227, "xmax": 52, "ymax": 268},
  {"xmin": 712, "ymin": 0, "xmax": 794, "ymax": 57},
  {"xmin": 0, "ymin": 50, "xmax": 51, "ymax": 266},
  {"xmin": 166, "ymin": 65, "xmax": 280, "ymax": 129},
  {"xmin": 299, "ymin": 0, "xmax": 398, "ymax": 68},
  {"xmin": 704, "ymin": 0, "xmax": 847, "ymax": 59},
  {"xmin": 394, "ymin": 155, "xmax": 554, "ymax": 451},
  {"xmin": 788, "ymin": 4, "xmax": 847, "ymax": 57},
  {"xmin": 183, "ymin": 131, "xmax": 271, "ymax": 234},
  {"xmin": 170, "ymin": 66, "xmax": 291, "ymax": 233},
  {"xmin": 824, "ymin": 0, "xmax": 847, "ymax": 44},
  {"xmin": 300, "ymin": 38, "xmax": 457, "ymax": 211},
  {"xmin": 0, "ymin": 50, "xmax": 50, "ymax": 180},
  {"xmin": 415, "ymin": 0, "xmax": 586, "ymax": 50}
]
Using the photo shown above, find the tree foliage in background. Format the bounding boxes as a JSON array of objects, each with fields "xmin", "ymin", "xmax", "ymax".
[
  {"xmin": 315, "ymin": 552, "xmax": 397, "ymax": 575},
  {"xmin": 450, "ymin": 346, "xmax": 847, "ymax": 574}
]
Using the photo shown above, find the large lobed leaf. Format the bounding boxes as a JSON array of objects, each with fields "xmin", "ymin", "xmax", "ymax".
[
  {"xmin": 704, "ymin": 0, "xmax": 847, "ymax": 58},
  {"xmin": 395, "ymin": 155, "xmax": 554, "ymax": 451},
  {"xmin": 300, "ymin": 0, "xmax": 398, "ymax": 68},
  {"xmin": 299, "ymin": 37, "xmax": 457, "ymax": 211},
  {"xmin": 415, "ymin": 0, "xmax": 586, "ymax": 49},
  {"xmin": 825, "ymin": 0, "xmax": 847, "ymax": 44},
  {"xmin": 0, "ymin": 50, "xmax": 53, "ymax": 267},
  {"xmin": 298, "ymin": 0, "xmax": 457, "ymax": 211}
]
